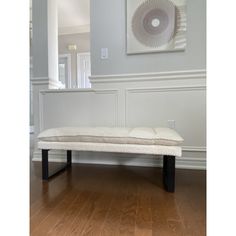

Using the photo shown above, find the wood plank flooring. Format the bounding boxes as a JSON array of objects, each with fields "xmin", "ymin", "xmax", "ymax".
[{"xmin": 30, "ymin": 162, "xmax": 206, "ymax": 236}]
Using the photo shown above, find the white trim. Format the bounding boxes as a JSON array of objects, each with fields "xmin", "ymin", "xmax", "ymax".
[
  {"xmin": 77, "ymin": 52, "xmax": 91, "ymax": 56},
  {"xmin": 32, "ymin": 150, "xmax": 206, "ymax": 170},
  {"xmin": 39, "ymin": 88, "xmax": 118, "ymax": 94},
  {"xmin": 58, "ymin": 24, "xmax": 90, "ymax": 35},
  {"xmin": 31, "ymin": 77, "xmax": 64, "ymax": 88},
  {"xmin": 38, "ymin": 92, "xmax": 44, "ymax": 132},
  {"xmin": 31, "ymin": 77, "xmax": 49, "ymax": 85},
  {"xmin": 90, "ymin": 69, "xmax": 206, "ymax": 84},
  {"xmin": 126, "ymin": 85, "xmax": 206, "ymax": 93},
  {"xmin": 59, "ymin": 54, "xmax": 72, "ymax": 88},
  {"xmin": 182, "ymin": 146, "xmax": 206, "ymax": 152}
]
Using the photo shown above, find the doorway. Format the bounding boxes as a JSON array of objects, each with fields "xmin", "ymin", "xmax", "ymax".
[
  {"xmin": 58, "ymin": 54, "xmax": 72, "ymax": 88},
  {"xmin": 77, "ymin": 52, "xmax": 91, "ymax": 88}
]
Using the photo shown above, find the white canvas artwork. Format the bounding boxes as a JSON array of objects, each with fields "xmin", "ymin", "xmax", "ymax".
[{"xmin": 126, "ymin": 0, "xmax": 187, "ymax": 54}]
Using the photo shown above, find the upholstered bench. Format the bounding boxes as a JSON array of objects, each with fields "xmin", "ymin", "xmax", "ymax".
[{"xmin": 38, "ymin": 127, "xmax": 183, "ymax": 192}]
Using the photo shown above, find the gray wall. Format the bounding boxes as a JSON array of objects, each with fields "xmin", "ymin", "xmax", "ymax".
[
  {"xmin": 91, "ymin": 0, "xmax": 206, "ymax": 75},
  {"xmin": 32, "ymin": 0, "xmax": 48, "ymax": 78},
  {"xmin": 58, "ymin": 33, "xmax": 90, "ymax": 87},
  {"xmin": 32, "ymin": 0, "xmax": 59, "ymax": 81}
]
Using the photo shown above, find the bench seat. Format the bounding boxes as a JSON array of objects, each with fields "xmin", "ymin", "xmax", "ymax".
[
  {"xmin": 37, "ymin": 127, "xmax": 184, "ymax": 192},
  {"xmin": 38, "ymin": 141, "xmax": 182, "ymax": 157}
]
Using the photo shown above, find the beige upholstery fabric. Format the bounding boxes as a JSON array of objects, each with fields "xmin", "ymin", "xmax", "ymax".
[
  {"xmin": 38, "ymin": 127, "xmax": 184, "ymax": 146},
  {"xmin": 38, "ymin": 141, "xmax": 182, "ymax": 157}
]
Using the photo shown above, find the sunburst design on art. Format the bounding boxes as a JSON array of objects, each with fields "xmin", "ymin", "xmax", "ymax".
[{"xmin": 127, "ymin": 0, "xmax": 186, "ymax": 54}]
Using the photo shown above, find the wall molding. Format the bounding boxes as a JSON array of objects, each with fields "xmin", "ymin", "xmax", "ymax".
[
  {"xmin": 90, "ymin": 69, "xmax": 206, "ymax": 84},
  {"xmin": 31, "ymin": 77, "xmax": 64, "ymax": 88},
  {"xmin": 126, "ymin": 85, "xmax": 206, "ymax": 94},
  {"xmin": 39, "ymin": 88, "xmax": 118, "ymax": 94},
  {"xmin": 182, "ymin": 146, "xmax": 206, "ymax": 152},
  {"xmin": 32, "ymin": 150, "xmax": 206, "ymax": 170},
  {"xmin": 38, "ymin": 89, "xmax": 119, "ymax": 131},
  {"xmin": 38, "ymin": 92, "xmax": 44, "ymax": 132},
  {"xmin": 58, "ymin": 24, "xmax": 90, "ymax": 35},
  {"xmin": 124, "ymin": 85, "xmax": 206, "ymax": 127}
]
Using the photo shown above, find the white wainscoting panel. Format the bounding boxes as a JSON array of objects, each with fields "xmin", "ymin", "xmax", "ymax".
[
  {"xmin": 125, "ymin": 86, "xmax": 206, "ymax": 147},
  {"xmin": 32, "ymin": 70, "xmax": 206, "ymax": 170},
  {"xmin": 39, "ymin": 89, "xmax": 119, "ymax": 132}
]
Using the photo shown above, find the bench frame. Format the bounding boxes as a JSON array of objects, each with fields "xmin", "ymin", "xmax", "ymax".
[
  {"xmin": 42, "ymin": 149, "xmax": 72, "ymax": 180},
  {"xmin": 41, "ymin": 149, "xmax": 176, "ymax": 192}
]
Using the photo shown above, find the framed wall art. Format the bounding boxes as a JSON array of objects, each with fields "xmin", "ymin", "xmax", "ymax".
[{"xmin": 126, "ymin": 0, "xmax": 187, "ymax": 54}]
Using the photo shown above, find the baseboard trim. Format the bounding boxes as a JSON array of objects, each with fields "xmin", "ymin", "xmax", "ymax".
[{"xmin": 32, "ymin": 150, "xmax": 206, "ymax": 170}]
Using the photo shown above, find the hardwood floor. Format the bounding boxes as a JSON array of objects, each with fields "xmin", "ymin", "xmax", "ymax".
[{"xmin": 30, "ymin": 162, "xmax": 206, "ymax": 236}]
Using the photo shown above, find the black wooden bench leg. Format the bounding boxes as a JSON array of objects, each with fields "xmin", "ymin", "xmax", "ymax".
[
  {"xmin": 163, "ymin": 155, "xmax": 175, "ymax": 192},
  {"xmin": 42, "ymin": 149, "xmax": 72, "ymax": 181},
  {"xmin": 42, "ymin": 149, "xmax": 49, "ymax": 180},
  {"xmin": 67, "ymin": 150, "xmax": 72, "ymax": 167}
]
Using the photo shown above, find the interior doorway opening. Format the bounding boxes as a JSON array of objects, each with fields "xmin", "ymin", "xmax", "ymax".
[
  {"xmin": 77, "ymin": 52, "xmax": 91, "ymax": 88},
  {"xmin": 57, "ymin": 0, "xmax": 91, "ymax": 89},
  {"xmin": 58, "ymin": 54, "xmax": 72, "ymax": 88}
]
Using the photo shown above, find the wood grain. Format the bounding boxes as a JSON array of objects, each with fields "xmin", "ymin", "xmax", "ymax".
[{"xmin": 30, "ymin": 162, "xmax": 206, "ymax": 236}]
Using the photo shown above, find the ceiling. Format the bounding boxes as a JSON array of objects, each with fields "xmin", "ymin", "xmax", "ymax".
[{"xmin": 57, "ymin": 0, "xmax": 90, "ymax": 33}]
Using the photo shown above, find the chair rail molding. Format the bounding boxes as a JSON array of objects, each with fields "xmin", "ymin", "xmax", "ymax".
[{"xmin": 90, "ymin": 69, "xmax": 206, "ymax": 84}]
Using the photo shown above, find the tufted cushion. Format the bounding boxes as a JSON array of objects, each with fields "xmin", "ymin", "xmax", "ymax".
[{"xmin": 38, "ymin": 127, "xmax": 184, "ymax": 146}]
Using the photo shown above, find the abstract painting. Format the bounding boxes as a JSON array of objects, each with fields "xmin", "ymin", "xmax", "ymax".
[{"xmin": 126, "ymin": 0, "xmax": 187, "ymax": 54}]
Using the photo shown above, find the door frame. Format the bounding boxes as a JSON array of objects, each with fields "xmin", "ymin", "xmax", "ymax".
[
  {"xmin": 77, "ymin": 52, "xmax": 91, "ymax": 88},
  {"xmin": 59, "ymin": 54, "xmax": 72, "ymax": 88}
]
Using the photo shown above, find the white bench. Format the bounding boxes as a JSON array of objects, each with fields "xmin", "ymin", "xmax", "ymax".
[{"xmin": 38, "ymin": 127, "xmax": 184, "ymax": 192}]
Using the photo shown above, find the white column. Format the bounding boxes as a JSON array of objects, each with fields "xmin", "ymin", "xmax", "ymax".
[{"xmin": 47, "ymin": 0, "xmax": 59, "ymax": 84}]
